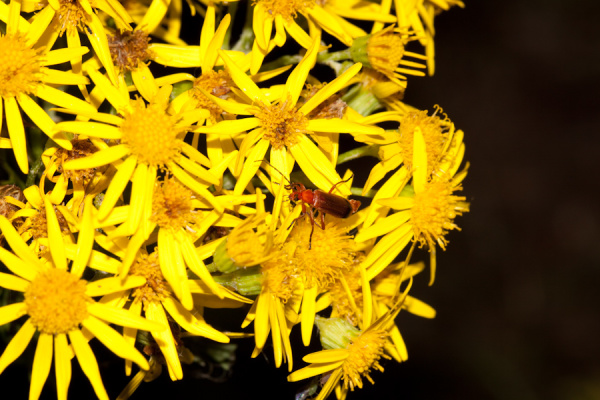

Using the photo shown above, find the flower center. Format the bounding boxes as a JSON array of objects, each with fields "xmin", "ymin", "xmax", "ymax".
[
  {"xmin": 255, "ymin": 100, "xmax": 308, "ymax": 150},
  {"xmin": 108, "ymin": 29, "xmax": 152, "ymax": 72},
  {"xmin": 151, "ymin": 177, "xmax": 198, "ymax": 231},
  {"xmin": 254, "ymin": 0, "xmax": 315, "ymax": 20},
  {"xmin": 411, "ymin": 177, "xmax": 468, "ymax": 250},
  {"xmin": 342, "ymin": 329, "xmax": 390, "ymax": 390},
  {"xmin": 56, "ymin": 0, "xmax": 89, "ymax": 34},
  {"xmin": 120, "ymin": 98, "xmax": 183, "ymax": 166},
  {"xmin": 130, "ymin": 252, "xmax": 171, "ymax": 308},
  {"xmin": 55, "ymin": 139, "xmax": 100, "ymax": 185},
  {"xmin": 290, "ymin": 219, "xmax": 355, "ymax": 289},
  {"xmin": 0, "ymin": 34, "xmax": 44, "ymax": 98},
  {"xmin": 398, "ymin": 108, "xmax": 450, "ymax": 175},
  {"xmin": 367, "ymin": 33, "xmax": 406, "ymax": 76},
  {"xmin": 25, "ymin": 268, "xmax": 90, "ymax": 334},
  {"xmin": 191, "ymin": 70, "xmax": 235, "ymax": 121}
]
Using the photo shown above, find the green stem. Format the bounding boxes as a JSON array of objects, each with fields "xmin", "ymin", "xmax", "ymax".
[
  {"xmin": 259, "ymin": 54, "xmax": 303, "ymax": 71},
  {"xmin": 350, "ymin": 187, "xmax": 377, "ymax": 198},
  {"xmin": 317, "ymin": 48, "xmax": 352, "ymax": 63},
  {"xmin": 25, "ymin": 158, "xmax": 44, "ymax": 187},
  {"xmin": 337, "ymin": 145, "xmax": 380, "ymax": 165}
]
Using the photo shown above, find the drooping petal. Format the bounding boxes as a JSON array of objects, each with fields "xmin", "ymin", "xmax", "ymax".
[
  {"xmin": 54, "ymin": 333, "xmax": 72, "ymax": 400},
  {"xmin": 30, "ymin": 333, "xmax": 53, "ymax": 400},
  {"xmin": 0, "ymin": 319, "xmax": 35, "ymax": 375},
  {"xmin": 68, "ymin": 329, "xmax": 109, "ymax": 400},
  {"xmin": 81, "ymin": 315, "xmax": 149, "ymax": 371}
]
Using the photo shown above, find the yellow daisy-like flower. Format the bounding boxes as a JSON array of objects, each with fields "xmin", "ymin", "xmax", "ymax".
[
  {"xmin": 355, "ymin": 124, "xmax": 470, "ymax": 285},
  {"xmin": 0, "ymin": 209, "xmax": 165, "ymax": 400},
  {"xmin": 53, "ymin": 75, "xmax": 225, "ymax": 236},
  {"xmin": 287, "ymin": 290, "xmax": 411, "ymax": 400},
  {"xmin": 40, "ymin": 138, "xmax": 114, "ymax": 212},
  {"xmin": 363, "ymin": 106, "xmax": 457, "ymax": 193},
  {"xmin": 350, "ymin": 26, "xmax": 427, "ymax": 89},
  {"xmin": 250, "ymin": 0, "xmax": 396, "ymax": 73},
  {"xmin": 102, "ymin": 250, "xmax": 244, "ymax": 382},
  {"xmin": 33, "ymin": 0, "xmax": 134, "ymax": 86},
  {"xmin": 195, "ymin": 35, "xmax": 382, "ymax": 197},
  {"xmin": 0, "ymin": 0, "xmax": 94, "ymax": 173},
  {"xmin": 394, "ymin": 0, "xmax": 464, "ymax": 75}
]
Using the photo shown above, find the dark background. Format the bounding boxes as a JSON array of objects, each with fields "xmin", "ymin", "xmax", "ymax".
[{"xmin": 3, "ymin": 0, "xmax": 600, "ymax": 399}]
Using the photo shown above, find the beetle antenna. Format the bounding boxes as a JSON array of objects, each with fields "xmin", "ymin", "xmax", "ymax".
[
  {"xmin": 255, "ymin": 160, "xmax": 291, "ymax": 185},
  {"xmin": 328, "ymin": 173, "xmax": 355, "ymax": 195}
]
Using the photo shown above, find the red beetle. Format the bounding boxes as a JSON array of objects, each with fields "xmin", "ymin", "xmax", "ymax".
[{"xmin": 285, "ymin": 176, "xmax": 361, "ymax": 249}]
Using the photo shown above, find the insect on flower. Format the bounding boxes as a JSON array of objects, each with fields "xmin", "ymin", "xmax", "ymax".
[{"xmin": 259, "ymin": 162, "xmax": 361, "ymax": 249}]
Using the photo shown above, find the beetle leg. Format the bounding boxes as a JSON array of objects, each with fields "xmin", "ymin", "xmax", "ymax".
[
  {"xmin": 308, "ymin": 207, "xmax": 316, "ymax": 250},
  {"xmin": 320, "ymin": 212, "xmax": 326, "ymax": 230}
]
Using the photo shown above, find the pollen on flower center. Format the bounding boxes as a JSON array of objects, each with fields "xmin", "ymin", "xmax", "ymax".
[
  {"xmin": 411, "ymin": 177, "xmax": 468, "ymax": 250},
  {"xmin": 151, "ymin": 177, "xmax": 197, "ymax": 231},
  {"xmin": 120, "ymin": 98, "xmax": 182, "ymax": 166},
  {"xmin": 56, "ymin": 0, "xmax": 89, "ymax": 34},
  {"xmin": 399, "ymin": 108, "xmax": 450, "ymax": 175},
  {"xmin": 342, "ymin": 329, "xmax": 390, "ymax": 390},
  {"xmin": 130, "ymin": 251, "xmax": 171, "ymax": 308},
  {"xmin": 255, "ymin": 100, "xmax": 308, "ymax": 150},
  {"xmin": 254, "ymin": 0, "xmax": 315, "ymax": 20},
  {"xmin": 290, "ymin": 219, "xmax": 355, "ymax": 289},
  {"xmin": 25, "ymin": 268, "xmax": 90, "ymax": 335},
  {"xmin": 191, "ymin": 70, "xmax": 234, "ymax": 121},
  {"xmin": 108, "ymin": 29, "xmax": 152, "ymax": 72},
  {"xmin": 0, "ymin": 34, "xmax": 44, "ymax": 98}
]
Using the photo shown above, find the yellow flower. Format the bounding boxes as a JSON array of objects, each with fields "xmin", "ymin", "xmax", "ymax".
[
  {"xmin": 250, "ymin": 0, "xmax": 396, "ymax": 73},
  {"xmin": 34, "ymin": 0, "xmax": 135, "ymax": 86},
  {"xmin": 0, "ymin": 209, "xmax": 165, "ymax": 400},
  {"xmin": 41, "ymin": 139, "xmax": 113, "ymax": 212},
  {"xmin": 195, "ymin": 35, "xmax": 382, "ymax": 198},
  {"xmin": 356, "ymin": 123, "xmax": 469, "ymax": 284},
  {"xmin": 394, "ymin": 0, "xmax": 465, "ymax": 75},
  {"xmin": 0, "ymin": 0, "xmax": 94, "ymax": 173},
  {"xmin": 53, "ymin": 77, "xmax": 226, "ymax": 236},
  {"xmin": 287, "ymin": 289, "xmax": 412, "ymax": 400},
  {"xmin": 350, "ymin": 26, "xmax": 427, "ymax": 88},
  {"xmin": 103, "ymin": 250, "xmax": 242, "ymax": 382},
  {"xmin": 363, "ymin": 106, "xmax": 457, "ymax": 193}
]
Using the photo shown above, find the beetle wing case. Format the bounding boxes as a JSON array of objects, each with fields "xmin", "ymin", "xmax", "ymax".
[{"xmin": 313, "ymin": 190, "xmax": 356, "ymax": 219}]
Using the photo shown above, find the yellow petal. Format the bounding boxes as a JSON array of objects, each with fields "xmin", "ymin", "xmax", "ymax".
[
  {"xmin": 301, "ymin": 285, "xmax": 318, "ymax": 346},
  {"xmin": 303, "ymin": 349, "xmax": 349, "ymax": 364},
  {"xmin": 0, "ymin": 319, "xmax": 35, "ymax": 375},
  {"xmin": 30, "ymin": 333, "xmax": 53, "ymax": 400},
  {"xmin": 17, "ymin": 94, "xmax": 71, "ymax": 150},
  {"xmin": 131, "ymin": 63, "xmax": 158, "ymax": 102},
  {"xmin": 43, "ymin": 195, "xmax": 67, "ymax": 270},
  {"xmin": 96, "ymin": 155, "xmax": 137, "ymax": 221},
  {"xmin": 233, "ymin": 138, "xmax": 270, "ymax": 196},
  {"xmin": 86, "ymin": 68, "xmax": 130, "ymax": 112},
  {"xmin": 285, "ymin": 33, "xmax": 320, "ymax": 106},
  {"xmin": 85, "ymin": 276, "xmax": 146, "ymax": 297},
  {"xmin": 54, "ymin": 333, "xmax": 72, "ymax": 400},
  {"xmin": 0, "ymin": 303, "xmax": 27, "ymax": 325},
  {"xmin": 86, "ymin": 14, "xmax": 118, "ymax": 85},
  {"xmin": 0, "ymin": 230, "xmax": 42, "ymax": 279},
  {"xmin": 298, "ymin": 63, "xmax": 362, "ymax": 116},
  {"xmin": 88, "ymin": 302, "xmax": 166, "ymax": 331},
  {"xmin": 219, "ymin": 49, "xmax": 270, "ymax": 105},
  {"xmin": 68, "ymin": 329, "xmax": 109, "ymax": 400},
  {"xmin": 56, "ymin": 120, "xmax": 122, "ymax": 140},
  {"xmin": 306, "ymin": 118, "xmax": 384, "ymax": 136},
  {"xmin": 254, "ymin": 292, "xmax": 271, "ymax": 349},
  {"xmin": 35, "ymin": 84, "xmax": 96, "ymax": 113},
  {"xmin": 162, "ymin": 296, "xmax": 230, "ymax": 342},
  {"xmin": 4, "ymin": 97, "xmax": 27, "ymax": 173},
  {"xmin": 364, "ymin": 224, "xmax": 413, "ymax": 279},
  {"xmin": 194, "ymin": 117, "xmax": 261, "ymax": 135},
  {"xmin": 81, "ymin": 315, "xmax": 150, "ymax": 370},
  {"xmin": 144, "ymin": 302, "xmax": 183, "ymax": 380},
  {"xmin": 202, "ymin": 13, "xmax": 231, "ymax": 72},
  {"xmin": 287, "ymin": 360, "xmax": 344, "ymax": 382},
  {"xmin": 168, "ymin": 162, "xmax": 224, "ymax": 213},
  {"xmin": 284, "ymin": 20, "xmax": 313, "ymax": 50}
]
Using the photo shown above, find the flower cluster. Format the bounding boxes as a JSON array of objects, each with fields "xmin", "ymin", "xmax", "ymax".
[{"xmin": 0, "ymin": 0, "xmax": 467, "ymax": 399}]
